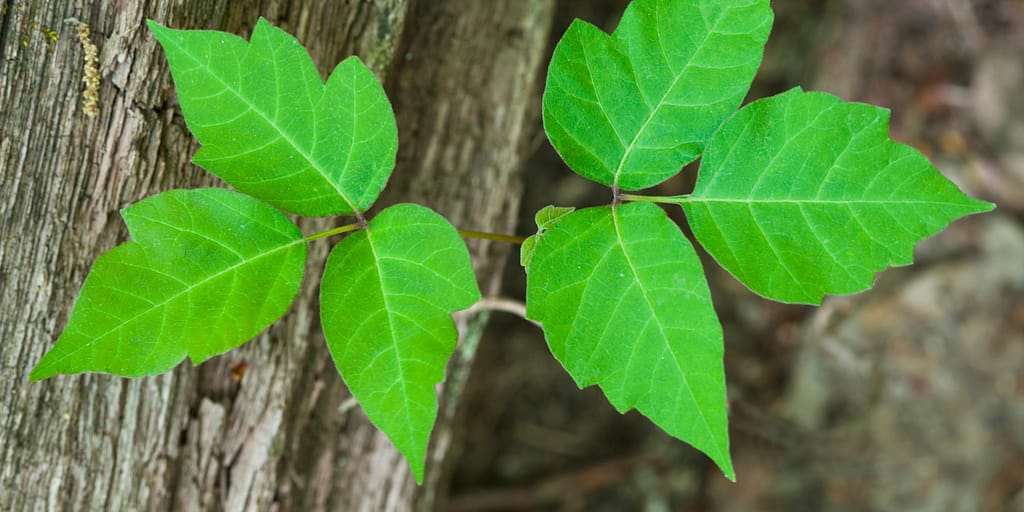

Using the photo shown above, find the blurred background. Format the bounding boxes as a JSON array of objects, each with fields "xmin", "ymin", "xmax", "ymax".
[{"xmin": 447, "ymin": 1, "xmax": 1024, "ymax": 510}]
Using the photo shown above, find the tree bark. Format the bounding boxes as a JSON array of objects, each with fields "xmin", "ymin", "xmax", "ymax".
[{"xmin": 0, "ymin": 1, "xmax": 554, "ymax": 510}]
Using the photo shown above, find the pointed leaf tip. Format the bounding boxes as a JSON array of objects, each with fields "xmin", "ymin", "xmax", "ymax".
[
  {"xmin": 527, "ymin": 202, "xmax": 733, "ymax": 478},
  {"xmin": 685, "ymin": 88, "xmax": 994, "ymax": 304},
  {"xmin": 31, "ymin": 189, "xmax": 306, "ymax": 379},
  {"xmin": 320, "ymin": 204, "xmax": 481, "ymax": 483}
]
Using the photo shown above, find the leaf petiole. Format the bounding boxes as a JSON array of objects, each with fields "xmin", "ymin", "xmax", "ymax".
[
  {"xmin": 620, "ymin": 193, "xmax": 691, "ymax": 205},
  {"xmin": 305, "ymin": 223, "xmax": 363, "ymax": 241},
  {"xmin": 305, "ymin": 224, "xmax": 526, "ymax": 245},
  {"xmin": 457, "ymin": 229, "xmax": 526, "ymax": 245}
]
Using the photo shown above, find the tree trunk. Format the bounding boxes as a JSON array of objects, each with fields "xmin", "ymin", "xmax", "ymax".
[{"xmin": 0, "ymin": 1, "xmax": 554, "ymax": 510}]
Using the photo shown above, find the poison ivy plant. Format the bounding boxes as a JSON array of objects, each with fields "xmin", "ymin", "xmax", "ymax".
[
  {"xmin": 530, "ymin": 0, "xmax": 992, "ymax": 481},
  {"xmin": 32, "ymin": 0, "xmax": 993, "ymax": 487},
  {"xmin": 31, "ymin": 18, "xmax": 478, "ymax": 485}
]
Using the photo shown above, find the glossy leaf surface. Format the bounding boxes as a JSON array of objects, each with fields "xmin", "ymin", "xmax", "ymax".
[
  {"xmin": 149, "ymin": 19, "xmax": 397, "ymax": 216},
  {"xmin": 31, "ymin": 189, "xmax": 306, "ymax": 380},
  {"xmin": 684, "ymin": 88, "xmax": 995, "ymax": 303},
  {"xmin": 526, "ymin": 202, "xmax": 732, "ymax": 479},
  {"xmin": 319, "ymin": 204, "xmax": 480, "ymax": 483},
  {"xmin": 543, "ymin": 0, "xmax": 772, "ymax": 190}
]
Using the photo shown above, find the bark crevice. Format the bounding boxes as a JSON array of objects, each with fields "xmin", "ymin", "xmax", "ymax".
[{"xmin": 1, "ymin": 1, "xmax": 553, "ymax": 511}]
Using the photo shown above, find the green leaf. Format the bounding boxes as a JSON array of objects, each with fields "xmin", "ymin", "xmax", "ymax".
[
  {"xmin": 319, "ymin": 204, "xmax": 481, "ymax": 483},
  {"xmin": 520, "ymin": 235, "xmax": 537, "ymax": 270},
  {"xmin": 543, "ymin": 0, "xmax": 772, "ymax": 190},
  {"xmin": 683, "ymin": 88, "xmax": 995, "ymax": 304},
  {"xmin": 534, "ymin": 205, "xmax": 576, "ymax": 230},
  {"xmin": 521, "ymin": 205, "xmax": 576, "ymax": 270},
  {"xmin": 31, "ymin": 189, "xmax": 307, "ymax": 380},
  {"xmin": 526, "ymin": 202, "xmax": 732, "ymax": 479},
  {"xmin": 148, "ymin": 19, "xmax": 397, "ymax": 217}
]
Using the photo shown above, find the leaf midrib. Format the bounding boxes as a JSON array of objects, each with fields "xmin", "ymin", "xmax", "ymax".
[
  {"xmin": 33, "ymin": 239, "xmax": 303, "ymax": 377},
  {"xmin": 167, "ymin": 33, "xmax": 359, "ymax": 214},
  {"xmin": 610, "ymin": 206, "xmax": 725, "ymax": 462},
  {"xmin": 362, "ymin": 226, "xmax": 416, "ymax": 443},
  {"xmin": 610, "ymin": 7, "xmax": 728, "ymax": 188},
  {"xmin": 686, "ymin": 198, "xmax": 981, "ymax": 207}
]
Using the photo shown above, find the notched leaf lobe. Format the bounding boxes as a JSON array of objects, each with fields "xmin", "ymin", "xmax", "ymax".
[
  {"xmin": 319, "ymin": 203, "xmax": 481, "ymax": 483},
  {"xmin": 526, "ymin": 202, "xmax": 733, "ymax": 479},
  {"xmin": 149, "ymin": 19, "xmax": 398, "ymax": 217},
  {"xmin": 32, "ymin": 189, "xmax": 306, "ymax": 380}
]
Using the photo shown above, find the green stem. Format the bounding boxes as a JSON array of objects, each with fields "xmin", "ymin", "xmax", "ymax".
[
  {"xmin": 458, "ymin": 229, "xmax": 527, "ymax": 245},
  {"xmin": 305, "ymin": 223, "xmax": 363, "ymax": 241},
  {"xmin": 305, "ymin": 223, "xmax": 526, "ymax": 245},
  {"xmin": 620, "ymin": 193, "xmax": 692, "ymax": 205}
]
